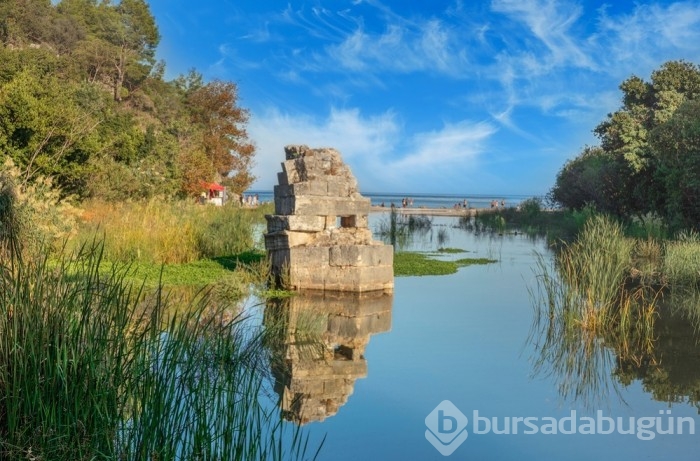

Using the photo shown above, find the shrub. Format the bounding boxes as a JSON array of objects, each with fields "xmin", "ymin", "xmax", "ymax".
[
  {"xmin": 0, "ymin": 158, "xmax": 81, "ymax": 259},
  {"xmin": 74, "ymin": 200, "xmax": 264, "ymax": 264}
]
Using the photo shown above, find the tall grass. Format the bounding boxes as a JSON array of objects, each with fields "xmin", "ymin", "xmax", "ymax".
[
  {"xmin": 556, "ymin": 215, "xmax": 635, "ymax": 327},
  {"xmin": 374, "ymin": 208, "xmax": 433, "ymax": 250},
  {"xmin": 663, "ymin": 231, "xmax": 700, "ymax": 286},
  {"xmin": 75, "ymin": 200, "xmax": 266, "ymax": 264},
  {"xmin": 528, "ymin": 213, "xmax": 668, "ymax": 411},
  {"xmin": 464, "ymin": 200, "xmax": 594, "ymax": 243},
  {"xmin": 529, "ymin": 216, "xmax": 660, "ymax": 408},
  {"xmin": 0, "ymin": 241, "xmax": 316, "ymax": 460}
]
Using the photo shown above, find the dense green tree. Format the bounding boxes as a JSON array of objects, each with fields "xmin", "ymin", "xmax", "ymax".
[
  {"xmin": 55, "ymin": 0, "xmax": 159, "ymax": 100},
  {"xmin": 553, "ymin": 60, "xmax": 700, "ymax": 227},
  {"xmin": 0, "ymin": 70, "xmax": 100, "ymax": 194},
  {"xmin": 0, "ymin": 0, "xmax": 255, "ymax": 201},
  {"xmin": 0, "ymin": 0, "xmax": 55, "ymax": 46},
  {"xmin": 550, "ymin": 146, "xmax": 628, "ymax": 215},
  {"xmin": 649, "ymin": 99, "xmax": 700, "ymax": 229}
]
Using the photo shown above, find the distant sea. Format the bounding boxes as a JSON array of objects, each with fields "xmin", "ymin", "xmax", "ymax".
[{"xmin": 244, "ymin": 191, "xmax": 536, "ymax": 209}]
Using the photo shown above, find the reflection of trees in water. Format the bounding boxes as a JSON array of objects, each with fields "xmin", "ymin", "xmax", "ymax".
[
  {"xmin": 264, "ymin": 290, "xmax": 393, "ymax": 424},
  {"xmin": 615, "ymin": 291, "xmax": 700, "ymax": 412},
  {"xmin": 530, "ymin": 281, "xmax": 700, "ymax": 412}
]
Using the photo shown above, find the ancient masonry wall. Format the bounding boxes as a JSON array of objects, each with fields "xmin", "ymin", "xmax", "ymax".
[
  {"xmin": 265, "ymin": 145, "xmax": 394, "ymax": 292},
  {"xmin": 268, "ymin": 290, "xmax": 393, "ymax": 424}
]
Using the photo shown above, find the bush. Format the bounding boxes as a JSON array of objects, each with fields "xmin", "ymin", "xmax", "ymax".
[
  {"xmin": 0, "ymin": 158, "xmax": 81, "ymax": 259},
  {"xmin": 74, "ymin": 200, "xmax": 264, "ymax": 264},
  {"xmin": 519, "ymin": 197, "xmax": 542, "ymax": 220}
]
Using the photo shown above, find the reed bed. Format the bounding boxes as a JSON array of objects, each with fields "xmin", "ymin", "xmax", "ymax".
[
  {"xmin": 374, "ymin": 208, "xmax": 433, "ymax": 250},
  {"xmin": 529, "ymin": 215, "xmax": 661, "ymax": 407},
  {"xmin": 663, "ymin": 231, "xmax": 700, "ymax": 286},
  {"xmin": 0, "ymin": 242, "xmax": 316, "ymax": 460},
  {"xmin": 75, "ymin": 200, "xmax": 266, "ymax": 264}
]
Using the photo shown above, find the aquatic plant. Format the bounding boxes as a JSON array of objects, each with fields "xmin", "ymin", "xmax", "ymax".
[
  {"xmin": 0, "ymin": 241, "xmax": 317, "ymax": 460},
  {"xmin": 436, "ymin": 227, "xmax": 449, "ymax": 247},
  {"xmin": 663, "ymin": 231, "xmax": 700, "ymax": 286},
  {"xmin": 529, "ymin": 215, "xmax": 662, "ymax": 408},
  {"xmin": 393, "ymin": 252, "xmax": 496, "ymax": 276},
  {"xmin": 74, "ymin": 199, "xmax": 266, "ymax": 264},
  {"xmin": 374, "ymin": 208, "xmax": 433, "ymax": 250}
]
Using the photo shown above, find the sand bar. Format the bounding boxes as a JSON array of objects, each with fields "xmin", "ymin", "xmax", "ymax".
[{"xmin": 369, "ymin": 206, "xmax": 504, "ymax": 217}]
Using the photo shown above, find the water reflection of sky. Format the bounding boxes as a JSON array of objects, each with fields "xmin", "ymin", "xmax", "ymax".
[{"xmin": 279, "ymin": 215, "xmax": 700, "ymax": 461}]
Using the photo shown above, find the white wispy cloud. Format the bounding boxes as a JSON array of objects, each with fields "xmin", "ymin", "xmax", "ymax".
[
  {"xmin": 226, "ymin": 0, "xmax": 700, "ymax": 194},
  {"xmin": 324, "ymin": 19, "xmax": 470, "ymax": 76},
  {"xmin": 247, "ymin": 107, "xmax": 399, "ymax": 190},
  {"xmin": 247, "ymin": 107, "xmax": 496, "ymax": 192},
  {"xmin": 594, "ymin": 2, "xmax": 700, "ymax": 74},
  {"xmin": 490, "ymin": 0, "xmax": 595, "ymax": 71}
]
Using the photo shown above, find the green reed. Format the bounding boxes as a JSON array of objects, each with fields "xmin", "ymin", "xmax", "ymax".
[
  {"xmin": 551, "ymin": 215, "xmax": 637, "ymax": 328},
  {"xmin": 74, "ymin": 200, "xmax": 265, "ymax": 265},
  {"xmin": 0, "ymin": 241, "xmax": 316, "ymax": 460},
  {"xmin": 529, "ymin": 215, "xmax": 662, "ymax": 408},
  {"xmin": 374, "ymin": 208, "xmax": 433, "ymax": 250},
  {"xmin": 663, "ymin": 231, "xmax": 700, "ymax": 286}
]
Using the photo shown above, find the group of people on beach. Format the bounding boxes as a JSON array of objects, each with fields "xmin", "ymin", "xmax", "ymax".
[
  {"xmin": 490, "ymin": 199, "xmax": 506, "ymax": 208},
  {"xmin": 241, "ymin": 194, "xmax": 259, "ymax": 207}
]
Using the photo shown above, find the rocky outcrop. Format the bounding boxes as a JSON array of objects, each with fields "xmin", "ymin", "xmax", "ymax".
[
  {"xmin": 265, "ymin": 290, "xmax": 393, "ymax": 424},
  {"xmin": 265, "ymin": 145, "xmax": 394, "ymax": 292}
]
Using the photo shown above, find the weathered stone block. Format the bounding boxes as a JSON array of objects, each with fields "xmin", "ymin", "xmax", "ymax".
[
  {"xmin": 266, "ymin": 145, "xmax": 394, "ymax": 292},
  {"xmin": 275, "ymin": 182, "xmax": 329, "ymax": 198},
  {"xmin": 266, "ymin": 215, "xmax": 326, "ymax": 233},
  {"xmin": 329, "ymin": 244, "xmax": 393, "ymax": 267},
  {"xmin": 277, "ymin": 171, "xmax": 289, "ymax": 186}
]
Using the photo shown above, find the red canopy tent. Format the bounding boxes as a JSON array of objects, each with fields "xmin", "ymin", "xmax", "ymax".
[
  {"xmin": 201, "ymin": 182, "xmax": 225, "ymax": 192},
  {"xmin": 200, "ymin": 182, "xmax": 226, "ymax": 205}
]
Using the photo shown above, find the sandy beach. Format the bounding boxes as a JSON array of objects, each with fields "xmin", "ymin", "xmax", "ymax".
[{"xmin": 369, "ymin": 205, "xmax": 503, "ymax": 217}]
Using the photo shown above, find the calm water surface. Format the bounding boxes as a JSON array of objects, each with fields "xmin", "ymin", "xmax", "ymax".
[{"xmin": 262, "ymin": 215, "xmax": 700, "ymax": 460}]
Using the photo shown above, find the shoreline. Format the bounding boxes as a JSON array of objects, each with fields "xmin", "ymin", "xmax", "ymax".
[{"xmin": 369, "ymin": 206, "xmax": 505, "ymax": 217}]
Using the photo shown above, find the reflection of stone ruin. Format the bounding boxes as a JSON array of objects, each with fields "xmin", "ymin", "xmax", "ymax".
[
  {"xmin": 266, "ymin": 290, "xmax": 393, "ymax": 424},
  {"xmin": 265, "ymin": 145, "xmax": 393, "ymax": 292}
]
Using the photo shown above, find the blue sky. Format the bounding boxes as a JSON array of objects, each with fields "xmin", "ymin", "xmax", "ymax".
[{"xmin": 147, "ymin": 0, "xmax": 700, "ymax": 196}]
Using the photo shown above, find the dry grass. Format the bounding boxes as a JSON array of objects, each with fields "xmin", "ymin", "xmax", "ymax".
[{"xmin": 74, "ymin": 199, "xmax": 264, "ymax": 264}]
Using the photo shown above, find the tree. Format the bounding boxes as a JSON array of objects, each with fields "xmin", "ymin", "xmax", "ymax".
[
  {"xmin": 550, "ymin": 146, "xmax": 628, "ymax": 215},
  {"xmin": 0, "ymin": 1, "xmax": 256, "ymax": 202},
  {"xmin": 553, "ymin": 60, "xmax": 700, "ymax": 224},
  {"xmin": 0, "ymin": 70, "xmax": 101, "ymax": 195},
  {"xmin": 185, "ymin": 80, "xmax": 256, "ymax": 194},
  {"xmin": 59, "ymin": 0, "xmax": 159, "ymax": 100},
  {"xmin": 649, "ymin": 99, "xmax": 700, "ymax": 229},
  {"xmin": 0, "ymin": 0, "xmax": 55, "ymax": 47}
]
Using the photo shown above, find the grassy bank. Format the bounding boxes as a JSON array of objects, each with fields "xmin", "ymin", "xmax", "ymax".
[
  {"xmin": 74, "ymin": 200, "xmax": 272, "ymax": 264},
  {"xmin": 0, "ymin": 242, "xmax": 315, "ymax": 460}
]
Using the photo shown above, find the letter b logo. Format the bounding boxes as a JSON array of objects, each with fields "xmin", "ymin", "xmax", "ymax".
[
  {"xmin": 425, "ymin": 401, "xmax": 468, "ymax": 456},
  {"xmin": 439, "ymin": 410, "xmax": 458, "ymax": 433}
]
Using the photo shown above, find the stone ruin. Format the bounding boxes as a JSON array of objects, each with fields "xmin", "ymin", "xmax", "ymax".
[
  {"xmin": 265, "ymin": 145, "xmax": 394, "ymax": 292},
  {"xmin": 265, "ymin": 290, "xmax": 393, "ymax": 424}
]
